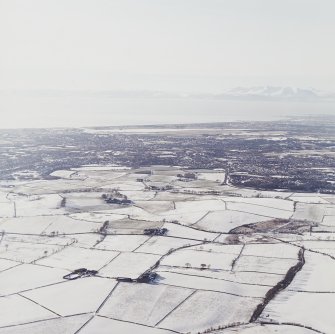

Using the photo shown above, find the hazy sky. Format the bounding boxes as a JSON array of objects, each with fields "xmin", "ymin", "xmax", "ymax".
[
  {"xmin": 1, "ymin": 0, "xmax": 335, "ymax": 128},
  {"xmin": 1, "ymin": 0, "xmax": 335, "ymax": 92}
]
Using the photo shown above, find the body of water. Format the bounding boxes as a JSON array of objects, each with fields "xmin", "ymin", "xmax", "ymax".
[{"xmin": 1, "ymin": 96, "xmax": 334, "ymax": 128}]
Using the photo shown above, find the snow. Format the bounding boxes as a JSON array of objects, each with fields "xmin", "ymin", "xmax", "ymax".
[
  {"xmin": 260, "ymin": 291, "xmax": 335, "ymax": 334},
  {"xmin": 322, "ymin": 215, "xmax": 335, "ymax": 226},
  {"xmin": 217, "ymin": 323, "xmax": 317, "ymax": 333},
  {"xmin": 80, "ymin": 316, "xmax": 175, "ymax": 334},
  {"xmin": 135, "ymin": 201, "xmax": 175, "ymax": 214},
  {"xmin": 50, "ymin": 170, "xmax": 75, "ymax": 179},
  {"xmin": 0, "ymin": 295, "xmax": 54, "ymax": 327},
  {"xmin": 135, "ymin": 236, "xmax": 199, "ymax": 255},
  {"xmin": 100, "ymin": 252, "xmax": 161, "ymax": 279},
  {"xmin": 0, "ymin": 314, "xmax": 92, "ymax": 334},
  {"xmin": 197, "ymin": 172, "xmax": 225, "ymax": 182},
  {"xmin": 37, "ymin": 246, "xmax": 119, "ymax": 271},
  {"xmin": 292, "ymin": 203, "xmax": 326, "ymax": 223},
  {"xmin": 160, "ymin": 248, "xmax": 238, "ymax": 271},
  {"xmin": 1, "ymin": 166, "xmax": 333, "ymax": 333},
  {"xmin": 22, "ymin": 277, "xmax": 117, "ymax": 316},
  {"xmin": 226, "ymin": 202, "xmax": 292, "ymax": 219},
  {"xmin": 157, "ymin": 271, "xmax": 268, "ymax": 298},
  {"xmin": 290, "ymin": 196, "xmax": 329, "ymax": 204},
  {"xmin": 235, "ymin": 256, "xmax": 297, "ymax": 275},
  {"xmin": 99, "ymin": 282, "xmax": 193, "ymax": 326},
  {"xmin": 156, "ymin": 267, "xmax": 281, "ymax": 287},
  {"xmin": 94, "ymin": 235, "xmax": 150, "ymax": 252},
  {"xmin": 0, "ymin": 202, "xmax": 14, "ymax": 218},
  {"xmin": 0, "ymin": 264, "xmax": 68, "ymax": 296},
  {"xmin": 195, "ymin": 210, "xmax": 269, "ymax": 233},
  {"xmin": 0, "ymin": 241, "xmax": 66, "ymax": 264},
  {"xmin": 163, "ymin": 223, "xmax": 219, "ymax": 241},
  {"xmin": 242, "ymin": 243, "xmax": 299, "ymax": 260},
  {"xmin": 160, "ymin": 290, "xmax": 258, "ymax": 333},
  {"xmin": 288, "ymin": 252, "xmax": 335, "ymax": 292},
  {"xmin": 14, "ymin": 194, "xmax": 66, "ymax": 217},
  {"xmin": 0, "ymin": 216, "xmax": 59, "ymax": 234},
  {"xmin": 0, "ymin": 258, "xmax": 19, "ymax": 272},
  {"xmin": 222, "ymin": 197, "xmax": 294, "ymax": 211}
]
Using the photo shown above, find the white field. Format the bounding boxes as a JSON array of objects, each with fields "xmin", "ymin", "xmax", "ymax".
[
  {"xmin": 14, "ymin": 194, "xmax": 66, "ymax": 217},
  {"xmin": 0, "ymin": 314, "xmax": 92, "ymax": 334},
  {"xmin": 195, "ymin": 210, "xmax": 269, "ymax": 232},
  {"xmin": 99, "ymin": 282, "xmax": 193, "ymax": 326},
  {"xmin": 290, "ymin": 196, "xmax": 330, "ymax": 204},
  {"xmin": 322, "ymin": 215, "xmax": 335, "ymax": 226},
  {"xmin": 105, "ymin": 219, "xmax": 164, "ymax": 235},
  {"xmin": 292, "ymin": 203, "xmax": 326, "ymax": 223},
  {"xmin": 69, "ymin": 211, "xmax": 126, "ymax": 224},
  {"xmin": 197, "ymin": 172, "xmax": 225, "ymax": 182},
  {"xmin": 260, "ymin": 291, "xmax": 335, "ymax": 334},
  {"xmin": 163, "ymin": 222, "xmax": 219, "ymax": 241},
  {"xmin": 0, "ymin": 264, "xmax": 68, "ymax": 296},
  {"xmin": 121, "ymin": 190, "xmax": 157, "ymax": 200},
  {"xmin": 153, "ymin": 191, "xmax": 197, "ymax": 202},
  {"xmin": 22, "ymin": 277, "xmax": 117, "ymax": 316},
  {"xmin": 135, "ymin": 200, "xmax": 175, "ymax": 214},
  {"xmin": 234, "ymin": 255, "xmax": 298, "ymax": 275},
  {"xmin": 174, "ymin": 199, "xmax": 226, "ymax": 212},
  {"xmin": 157, "ymin": 271, "xmax": 268, "ymax": 298},
  {"xmin": 325, "ymin": 206, "xmax": 335, "ymax": 215},
  {"xmin": 63, "ymin": 192, "xmax": 109, "ymax": 211},
  {"xmin": 0, "ymin": 258, "xmax": 18, "ymax": 272},
  {"xmin": 159, "ymin": 209, "xmax": 208, "ymax": 225},
  {"xmin": 42, "ymin": 216, "xmax": 99, "ymax": 234},
  {"xmin": 71, "ymin": 233, "xmax": 101, "ymax": 248},
  {"xmin": 80, "ymin": 316, "xmax": 176, "ymax": 334},
  {"xmin": 102, "ymin": 181, "xmax": 145, "ymax": 191},
  {"xmin": 0, "ymin": 294, "xmax": 54, "ymax": 327},
  {"xmin": 1, "ymin": 234, "xmax": 71, "ymax": 246},
  {"xmin": 36, "ymin": 246, "xmax": 119, "ymax": 271},
  {"xmin": 217, "ymin": 323, "xmax": 318, "ymax": 333},
  {"xmin": 135, "ymin": 236, "xmax": 200, "ymax": 255},
  {"xmin": 226, "ymin": 202, "xmax": 292, "ymax": 219},
  {"xmin": 0, "ymin": 166, "xmax": 334, "ymax": 333},
  {"xmin": 242, "ymin": 243, "xmax": 298, "ymax": 259},
  {"xmin": 293, "ymin": 239, "xmax": 335, "ymax": 257},
  {"xmin": 0, "ymin": 216, "xmax": 56, "ymax": 234},
  {"xmin": 189, "ymin": 243, "xmax": 243, "ymax": 254},
  {"xmin": 94, "ymin": 234, "xmax": 150, "ymax": 252},
  {"xmin": 222, "ymin": 197, "xmax": 294, "ymax": 211},
  {"xmin": 0, "ymin": 241, "xmax": 66, "ymax": 263},
  {"xmin": 100, "ymin": 252, "xmax": 161, "ymax": 279},
  {"xmin": 50, "ymin": 170, "xmax": 75, "ymax": 179},
  {"xmin": 160, "ymin": 290, "xmax": 259, "ymax": 333},
  {"xmin": 99, "ymin": 206, "xmax": 159, "ymax": 222},
  {"xmin": 156, "ymin": 267, "xmax": 282, "ymax": 286},
  {"xmin": 160, "ymin": 248, "xmax": 238, "ymax": 271},
  {"xmin": 288, "ymin": 252, "xmax": 335, "ymax": 292},
  {"xmin": 0, "ymin": 202, "xmax": 14, "ymax": 218}
]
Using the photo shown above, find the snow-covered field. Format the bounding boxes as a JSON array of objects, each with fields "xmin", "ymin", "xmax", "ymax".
[{"xmin": 0, "ymin": 166, "xmax": 334, "ymax": 333}]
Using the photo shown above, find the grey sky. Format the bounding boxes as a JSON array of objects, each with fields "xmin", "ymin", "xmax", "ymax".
[{"xmin": 1, "ymin": 0, "xmax": 335, "ymax": 92}]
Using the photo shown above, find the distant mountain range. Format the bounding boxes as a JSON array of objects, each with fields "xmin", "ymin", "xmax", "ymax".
[
  {"xmin": 213, "ymin": 86, "xmax": 335, "ymax": 102},
  {"xmin": 1, "ymin": 86, "xmax": 335, "ymax": 102}
]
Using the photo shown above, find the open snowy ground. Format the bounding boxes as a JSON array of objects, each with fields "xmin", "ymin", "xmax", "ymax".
[{"xmin": 0, "ymin": 166, "xmax": 334, "ymax": 333}]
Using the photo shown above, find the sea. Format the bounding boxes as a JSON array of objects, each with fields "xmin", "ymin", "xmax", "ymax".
[{"xmin": 0, "ymin": 96, "xmax": 334, "ymax": 129}]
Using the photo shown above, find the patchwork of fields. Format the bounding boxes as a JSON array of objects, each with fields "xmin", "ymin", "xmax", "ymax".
[{"xmin": 0, "ymin": 166, "xmax": 334, "ymax": 333}]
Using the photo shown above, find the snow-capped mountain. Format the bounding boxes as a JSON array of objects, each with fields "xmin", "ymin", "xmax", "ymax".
[
  {"xmin": 2, "ymin": 86, "xmax": 334, "ymax": 102},
  {"xmin": 214, "ymin": 86, "xmax": 335, "ymax": 102}
]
